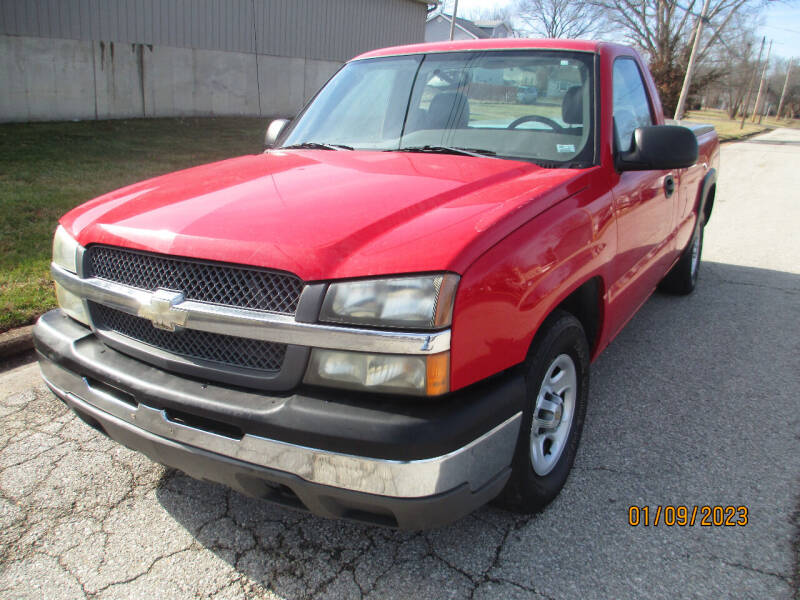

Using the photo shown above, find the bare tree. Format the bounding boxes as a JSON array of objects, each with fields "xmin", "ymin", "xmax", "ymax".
[
  {"xmin": 692, "ymin": 16, "xmax": 759, "ymax": 117},
  {"xmin": 700, "ymin": 34, "xmax": 757, "ymax": 117},
  {"xmin": 770, "ymin": 58, "xmax": 800, "ymax": 119},
  {"xmin": 590, "ymin": 0, "xmax": 770, "ymax": 114},
  {"xmin": 514, "ymin": 0, "xmax": 607, "ymax": 38}
]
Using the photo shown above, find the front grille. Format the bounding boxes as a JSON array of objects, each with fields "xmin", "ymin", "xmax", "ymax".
[
  {"xmin": 91, "ymin": 303, "xmax": 287, "ymax": 372},
  {"xmin": 85, "ymin": 246, "xmax": 303, "ymax": 314}
]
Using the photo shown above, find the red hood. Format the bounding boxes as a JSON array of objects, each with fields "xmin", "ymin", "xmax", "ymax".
[{"xmin": 62, "ymin": 150, "xmax": 589, "ymax": 281}]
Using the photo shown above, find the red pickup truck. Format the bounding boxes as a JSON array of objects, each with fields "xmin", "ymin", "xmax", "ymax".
[{"xmin": 35, "ymin": 38, "xmax": 719, "ymax": 530}]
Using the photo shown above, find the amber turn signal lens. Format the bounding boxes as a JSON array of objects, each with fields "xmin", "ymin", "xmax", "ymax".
[{"xmin": 425, "ymin": 352, "xmax": 450, "ymax": 396}]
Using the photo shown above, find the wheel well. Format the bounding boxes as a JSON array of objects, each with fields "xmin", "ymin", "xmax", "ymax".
[
  {"xmin": 554, "ymin": 277, "xmax": 602, "ymax": 354},
  {"xmin": 703, "ymin": 184, "xmax": 715, "ymax": 224}
]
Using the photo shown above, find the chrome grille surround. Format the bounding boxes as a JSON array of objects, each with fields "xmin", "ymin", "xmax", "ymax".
[
  {"xmin": 80, "ymin": 246, "xmax": 306, "ymax": 388},
  {"xmin": 52, "ymin": 261, "xmax": 451, "ymax": 390},
  {"xmin": 90, "ymin": 303, "xmax": 287, "ymax": 372},
  {"xmin": 85, "ymin": 245, "xmax": 303, "ymax": 314},
  {"xmin": 54, "ymin": 263, "xmax": 451, "ymax": 356}
]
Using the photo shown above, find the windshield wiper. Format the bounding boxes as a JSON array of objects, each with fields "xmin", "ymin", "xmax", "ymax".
[
  {"xmin": 281, "ymin": 142, "xmax": 354, "ymax": 151},
  {"xmin": 390, "ymin": 145, "xmax": 497, "ymax": 159}
]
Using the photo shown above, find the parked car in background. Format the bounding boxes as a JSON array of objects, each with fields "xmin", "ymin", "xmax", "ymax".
[{"xmin": 516, "ymin": 85, "xmax": 539, "ymax": 104}]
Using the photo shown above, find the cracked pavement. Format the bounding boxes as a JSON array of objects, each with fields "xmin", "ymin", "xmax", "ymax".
[{"xmin": 1, "ymin": 129, "xmax": 799, "ymax": 599}]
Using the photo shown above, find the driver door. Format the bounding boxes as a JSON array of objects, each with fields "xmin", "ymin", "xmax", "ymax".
[{"xmin": 609, "ymin": 57, "xmax": 676, "ymax": 325}]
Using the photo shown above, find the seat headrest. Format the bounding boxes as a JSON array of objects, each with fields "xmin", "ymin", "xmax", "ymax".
[
  {"xmin": 562, "ymin": 86, "xmax": 583, "ymax": 125},
  {"xmin": 427, "ymin": 92, "xmax": 470, "ymax": 129}
]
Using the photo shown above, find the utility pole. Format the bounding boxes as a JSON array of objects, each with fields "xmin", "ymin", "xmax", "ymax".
[
  {"xmin": 776, "ymin": 59, "xmax": 794, "ymax": 120},
  {"xmin": 752, "ymin": 40, "xmax": 772, "ymax": 123},
  {"xmin": 740, "ymin": 36, "xmax": 765, "ymax": 129},
  {"xmin": 449, "ymin": 0, "xmax": 460, "ymax": 41},
  {"xmin": 674, "ymin": 0, "xmax": 712, "ymax": 120}
]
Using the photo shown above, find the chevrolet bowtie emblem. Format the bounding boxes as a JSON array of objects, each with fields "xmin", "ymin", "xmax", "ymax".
[{"xmin": 137, "ymin": 289, "xmax": 188, "ymax": 331}]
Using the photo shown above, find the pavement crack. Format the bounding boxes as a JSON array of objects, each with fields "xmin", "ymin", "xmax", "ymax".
[
  {"xmin": 55, "ymin": 552, "xmax": 90, "ymax": 600},
  {"xmin": 575, "ymin": 464, "xmax": 627, "ymax": 475},
  {"xmin": 430, "ymin": 549, "xmax": 478, "ymax": 585},
  {"xmin": 708, "ymin": 555, "xmax": 792, "ymax": 584},
  {"xmin": 90, "ymin": 546, "xmax": 193, "ymax": 595},
  {"xmin": 713, "ymin": 277, "xmax": 800, "ymax": 295}
]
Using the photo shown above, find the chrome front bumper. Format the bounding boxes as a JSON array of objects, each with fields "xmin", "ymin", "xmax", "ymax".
[
  {"xmin": 34, "ymin": 310, "xmax": 523, "ymax": 528},
  {"xmin": 40, "ymin": 358, "xmax": 520, "ymax": 498}
]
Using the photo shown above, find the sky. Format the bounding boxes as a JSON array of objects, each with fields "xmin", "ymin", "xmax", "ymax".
[
  {"xmin": 757, "ymin": 5, "xmax": 800, "ymax": 60},
  {"xmin": 440, "ymin": 0, "xmax": 800, "ymax": 60}
]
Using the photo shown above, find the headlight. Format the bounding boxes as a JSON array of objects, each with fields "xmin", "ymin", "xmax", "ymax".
[
  {"xmin": 319, "ymin": 274, "xmax": 459, "ymax": 329},
  {"xmin": 52, "ymin": 225, "xmax": 89, "ymax": 325},
  {"xmin": 304, "ymin": 349, "xmax": 449, "ymax": 396},
  {"xmin": 52, "ymin": 225, "xmax": 79, "ymax": 273}
]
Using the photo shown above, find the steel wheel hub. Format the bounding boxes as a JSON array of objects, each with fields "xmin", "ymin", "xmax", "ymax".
[{"xmin": 530, "ymin": 353, "xmax": 577, "ymax": 476}]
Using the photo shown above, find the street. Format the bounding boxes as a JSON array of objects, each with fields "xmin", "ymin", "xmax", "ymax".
[{"xmin": 1, "ymin": 129, "xmax": 798, "ymax": 600}]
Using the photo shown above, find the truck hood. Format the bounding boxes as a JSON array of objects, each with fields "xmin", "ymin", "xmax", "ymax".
[{"xmin": 62, "ymin": 150, "xmax": 589, "ymax": 281}]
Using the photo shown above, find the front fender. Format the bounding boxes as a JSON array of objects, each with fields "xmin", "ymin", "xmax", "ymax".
[{"xmin": 449, "ymin": 185, "xmax": 615, "ymax": 391}]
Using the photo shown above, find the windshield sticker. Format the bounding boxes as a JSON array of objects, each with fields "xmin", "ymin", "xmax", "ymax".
[{"xmin": 557, "ymin": 144, "xmax": 576, "ymax": 153}]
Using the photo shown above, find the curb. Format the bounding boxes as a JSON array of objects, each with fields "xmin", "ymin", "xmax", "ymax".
[
  {"xmin": 0, "ymin": 325, "xmax": 35, "ymax": 360},
  {"xmin": 719, "ymin": 128, "xmax": 774, "ymax": 144}
]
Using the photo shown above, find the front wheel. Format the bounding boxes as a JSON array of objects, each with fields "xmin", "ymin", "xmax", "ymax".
[{"xmin": 494, "ymin": 310, "xmax": 590, "ymax": 514}]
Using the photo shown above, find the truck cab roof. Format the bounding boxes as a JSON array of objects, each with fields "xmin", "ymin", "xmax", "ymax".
[{"xmin": 354, "ymin": 38, "xmax": 606, "ymax": 60}]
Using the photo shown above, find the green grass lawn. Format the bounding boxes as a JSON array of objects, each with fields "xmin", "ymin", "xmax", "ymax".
[
  {"xmin": 469, "ymin": 98, "xmax": 562, "ymax": 122},
  {"xmin": 0, "ymin": 117, "xmax": 266, "ymax": 332}
]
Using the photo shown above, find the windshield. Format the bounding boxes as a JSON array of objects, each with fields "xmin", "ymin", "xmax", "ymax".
[{"xmin": 281, "ymin": 50, "xmax": 596, "ymax": 166}]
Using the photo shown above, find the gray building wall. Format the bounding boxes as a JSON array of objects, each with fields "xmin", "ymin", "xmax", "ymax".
[{"xmin": 0, "ymin": 0, "xmax": 427, "ymax": 122}]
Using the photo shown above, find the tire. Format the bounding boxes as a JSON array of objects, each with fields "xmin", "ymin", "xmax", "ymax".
[
  {"xmin": 659, "ymin": 217, "xmax": 704, "ymax": 295},
  {"xmin": 494, "ymin": 310, "xmax": 590, "ymax": 514}
]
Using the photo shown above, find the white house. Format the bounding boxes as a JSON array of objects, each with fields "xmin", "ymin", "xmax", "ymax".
[{"xmin": 425, "ymin": 10, "xmax": 514, "ymax": 42}]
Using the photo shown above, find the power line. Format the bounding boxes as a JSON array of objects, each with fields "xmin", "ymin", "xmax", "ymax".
[{"xmin": 760, "ymin": 24, "xmax": 800, "ymax": 35}]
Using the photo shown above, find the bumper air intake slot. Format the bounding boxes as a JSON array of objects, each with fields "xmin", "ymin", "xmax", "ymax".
[
  {"xmin": 164, "ymin": 408, "xmax": 245, "ymax": 440},
  {"xmin": 84, "ymin": 377, "xmax": 138, "ymax": 408}
]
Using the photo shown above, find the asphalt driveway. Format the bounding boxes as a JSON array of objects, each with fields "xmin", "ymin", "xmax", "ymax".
[{"xmin": 1, "ymin": 129, "xmax": 798, "ymax": 600}]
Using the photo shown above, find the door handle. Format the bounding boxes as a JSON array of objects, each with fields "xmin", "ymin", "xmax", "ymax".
[{"xmin": 664, "ymin": 174, "xmax": 675, "ymax": 198}]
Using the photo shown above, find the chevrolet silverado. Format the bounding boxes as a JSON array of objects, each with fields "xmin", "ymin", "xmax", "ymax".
[{"xmin": 34, "ymin": 38, "xmax": 719, "ymax": 530}]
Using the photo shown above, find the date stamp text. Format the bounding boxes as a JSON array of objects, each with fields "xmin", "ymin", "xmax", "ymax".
[{"xmin": 627, "ymin": 505, "xmax": 748, "ymax": 527}]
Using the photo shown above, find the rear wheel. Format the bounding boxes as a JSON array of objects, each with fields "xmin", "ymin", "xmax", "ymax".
[
  {"xmin": 495, "ymin": 310, "xmax": 589, "ymax": 513},
  {"xmin": 659, "ymin": 217, "xmax": 704, "ymax": 295}
]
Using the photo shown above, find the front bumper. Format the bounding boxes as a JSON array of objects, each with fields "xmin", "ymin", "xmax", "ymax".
[{"xmin": 34, "ymin": 310, "xmax": 524, "ymax": 529}]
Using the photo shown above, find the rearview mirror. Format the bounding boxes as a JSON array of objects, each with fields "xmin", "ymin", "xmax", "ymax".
[
  {"xmin": 265, "ymin": 119, "xmax": 289, "ymax": 148},
  {"xmin": 617, "ymin": 125, "xmax": 698, "ymax": 171}
]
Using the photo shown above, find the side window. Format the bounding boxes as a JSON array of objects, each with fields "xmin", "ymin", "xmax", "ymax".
[{"xmin": 613, "ymin": 58, "xmax": 654, "ymax": 152}]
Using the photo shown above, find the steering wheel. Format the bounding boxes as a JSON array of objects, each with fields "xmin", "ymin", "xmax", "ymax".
[{"xmin": 508, "ymin": 115, "xmax": 565, "ymax": 132}]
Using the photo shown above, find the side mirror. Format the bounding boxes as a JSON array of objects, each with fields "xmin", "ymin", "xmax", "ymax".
[
  {"xmin": 265, "ymin": 119, "xmax": 289, "ymax": 148},
  {"xmin": 617, "ymin": 125, "xmax": 698, "ymax": 171}
]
